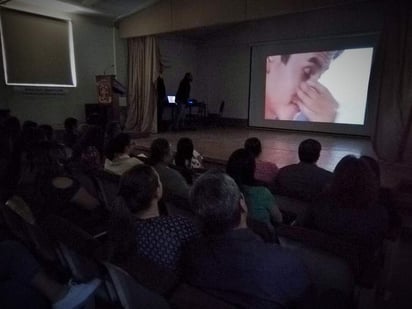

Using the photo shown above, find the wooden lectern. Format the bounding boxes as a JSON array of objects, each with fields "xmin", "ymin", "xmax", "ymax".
[{"xmin": 90, "ymin": 75, "xmax": 126, "ymax": 127}]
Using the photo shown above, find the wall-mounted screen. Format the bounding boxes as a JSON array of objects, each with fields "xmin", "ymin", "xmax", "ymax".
[
  {"xmin": 249, "ymin": 35, "xmax": 377, "ymax": 136},
  {"xmin": 0, "ymin": 8, "xmax": 76, "ymax": 87}
]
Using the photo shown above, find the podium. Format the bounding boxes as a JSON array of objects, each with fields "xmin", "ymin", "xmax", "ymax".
[{"xmin": 86, "ymin": 75, "xmax": 126, "ymax": 127}]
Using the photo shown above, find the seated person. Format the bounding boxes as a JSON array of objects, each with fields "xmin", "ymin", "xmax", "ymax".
[
  {"xmin": 17, "ymin": 141, "xmax": 103, "ymax": 233},
  {"xmin": 174, "ymin": 137, "xmax": 204, "ymax": 185},
  {"xmin": 360, "ymin": 155, "xmax": 401, "ymax": 236},
  {"xmin": 104, "ymin": 133, "xmax": 143, "ymax": 176},
  {"xmin": 302, "ymin": 155, "xmax": 388, "ymax": 258},
  {"xmin": 227, "ymin": 149, "xmax": 282, "ymax": 225},
  {"xmin": 0, "ymin": 240, "xmax": 100, "ymax": 309},
  {"xmin": 62, "ymin": 117, "xmax": 78, "ymax": 149},
  {"xmin": 244, "ymin": 137, "xmax": 279, "ymax": 184},
  {"xmin": 184, "ymin": 171, "xmax": 312, "ymax": 309},
  {"xmin": 108, "ymin": 164, "xmax": 199, "ymax": 277},
  {"xmin": 273, "ymin": 139, "xmax": 332, "ymax": 201},
  {"xmin": 149, "ymin": 138, "xmax": 190, "ymax": 200}
]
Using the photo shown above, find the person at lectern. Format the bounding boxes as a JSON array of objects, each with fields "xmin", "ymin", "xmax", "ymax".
[
  {"xmin": 265, "ymin": 50, "xmax": 342, "ymax": 122},
  {"xmin": 172, "ymin": 72, "xmax": 192, "ymax": 131}
]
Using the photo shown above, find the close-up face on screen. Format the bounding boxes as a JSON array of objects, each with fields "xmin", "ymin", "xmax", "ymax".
[{"xmin": 264, "ymin": 48, "xmax": 373, "ymax": 125}]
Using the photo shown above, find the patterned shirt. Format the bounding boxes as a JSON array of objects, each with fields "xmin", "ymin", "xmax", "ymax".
[{"xmin": 135, "ymin": 216, "xmax": 199, "ymax": 272}]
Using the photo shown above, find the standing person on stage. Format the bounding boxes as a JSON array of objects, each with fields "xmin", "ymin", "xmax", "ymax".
[
  {"xmin": 172, "ymin": 72, "xmax": 192, "ymax": 131},
  {"xmin": 156, "ymin": 68, "xmax": 168, "ymax": 132}
]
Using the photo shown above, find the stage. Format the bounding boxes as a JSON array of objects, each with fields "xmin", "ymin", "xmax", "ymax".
[{"xmin": 133, "ymin": 126, "xmax": 373, "ymax": 168}]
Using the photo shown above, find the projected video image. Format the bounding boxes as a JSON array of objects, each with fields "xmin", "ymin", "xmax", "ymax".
[{"xmin": 264, "ymin": 48, "xmax": 373, "ymax": 124}]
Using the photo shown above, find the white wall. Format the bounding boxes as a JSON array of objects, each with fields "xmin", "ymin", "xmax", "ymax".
[
  {"xmin": 197, "ymin": 1, "xmax": 384, "ymax": 119},
  {"xmin": 0, "ymin": 13, "xmax": 127, "ymax": 125}
]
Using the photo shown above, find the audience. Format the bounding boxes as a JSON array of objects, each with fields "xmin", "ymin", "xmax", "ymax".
[
  {"xmin": 273, "ymin": 138, "xmax": 332, "ymax": 201},
  {"xmin": 302, "ymin": 155, "xmax": 388, "ymax": 255},
  {"xmin": 71, "ymin": 125, "xmax": 104, "ymax": 172},
  {"xmin": 184, "ymin": 170, "xmax": 312, "ymax": 308},
  {"xmin": 17, "ymin": 141, "xmax": 102, "ymax": 231},
  {"xmin": 104, "ymin": 133, "xmax": 143, "ymax": 175},
  {"xmin": 0, "ymin": 114, "xmax": 398, "ymax": 308},
  {"xmin": 149, "ymin": 138, "xmax": 190, "ymax": 200},
  {"xmin": 108, "ymin": 164, "xmax": 199, "ymax": 276},
  {"xmin": 0, "ymin": 240, "xmax": 100, "ymax": 309},
  {"xmin": 227, "ymin": 148, "xmax": 282, "ymax": 226},
  {"xmin": 244, "ymin": 137, "xmax": 279, "ymax": 184}
]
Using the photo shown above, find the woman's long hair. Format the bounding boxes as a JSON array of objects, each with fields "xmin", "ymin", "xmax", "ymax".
[
  {"xmin": 327, "ymin": 155, "xmax": 379, "ymax": 209},
  {"xmin": 108, "ymin": 164, "xmax": 160, "ymax": 260},
  {"xmin": 226, "ymin": 148, "xmax": 256, "ymax": 188},
  {"xmin": 175, "ymin": 137, "xmax": 194, "ymax": 168}
]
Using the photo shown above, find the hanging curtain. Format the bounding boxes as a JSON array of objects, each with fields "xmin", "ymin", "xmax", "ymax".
[
  {"xmin": 125, "ymin": 36, "xmax": 159, "ymax": 133},
  {"xmin": 372, "ymin": 0, "xmax": 412, "ymax": 163}
]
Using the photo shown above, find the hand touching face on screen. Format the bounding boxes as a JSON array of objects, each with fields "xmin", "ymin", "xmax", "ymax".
[
  {"xmin": 265, "ymin": 51, "xmax": 341, "ymax": 122},
  {"xmin": 294, "ymin": 79, "xmax": 338, "ymax": 122}
]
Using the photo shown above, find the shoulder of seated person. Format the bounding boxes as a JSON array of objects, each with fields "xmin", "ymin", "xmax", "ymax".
[{"xmin": 52, "ymin": 176, "xmax": 74, "ymax": 189}]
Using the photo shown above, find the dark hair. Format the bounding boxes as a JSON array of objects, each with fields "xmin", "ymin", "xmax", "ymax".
[
  {"xmin": 22, "ymin": 120, "xmax": 37, "ymax": 131},
  {"xmin": 175, "ymin": 137, "xmax": 194, "ymax": 167},
  {"xmin": 190, "ymin": 170, "xmax": 241, "ymax": 235},
  {"xmin": 64, "ymin": 117, "xmax": 78, "ymax": 130},
  {"xmin": 149, "ymin": 138, "xmax": 171, "ymax": 165},
  {"xmin": 184, "ymin": 72, "xmax": 192, "ymax": 80},
  {"xmin": 360, "ymin": 155, "xmax": 380, "ymax": 181},
  {"xmin": 298, "ymin": 139, "xmax": 321, "ymax": 163},
  {"xmin": 105, "ymin": 122, "xmax": 121, "ymax": 141},
  {"xmin": 281, "ymin": 50, "xmax": 343, "ymax": 64},
  {"xmin": 226, "ymin": 148, "xmax": 256, "ymax": 187},
  {"xmin": 105, "ymin": 133, "xmax": 131, "ymax": 161},
  {"xmin": 109, "ymin": 165, "xmax": 160, "ymax": 258},
  {"xmin": 244, "ymin": 137, "xmax": 262, "ymax": 158},
  {"xmin": 38, "ymin": 124, "xmax": 54, "ymax": 141},
  {"xmin": 4, "ymin": 117, "xmax": 21, "ymax": 139},
  {"xmin": 72, "ymin": 125, "xmax": 104, "ymax": 161},
  {"xmin": 328, "ymin": 155, "xmax": 378, "ymax": 209}
]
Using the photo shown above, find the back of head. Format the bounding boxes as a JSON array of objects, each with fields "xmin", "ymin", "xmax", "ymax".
[
  {"xmin": 298, "ymin": 139, "xmax": 321, "ymax": 163},
  {"xmin": 329, "ymin": 155, "xmax": 379, "ymax": 208},
  {"xmin": 190, "ymin": 170, "xmax": 241, "ymax": 235},
  {"xmin": 110, "ymin": 164, "xmax": 160, "ymax": 258},
  {"xmin": 64, "ymin": 117, "xmax": 78, "ymax": 131},
  {"xmin": 38, "ymin": 124, "xmax": 54, "ymax": 141},
  {"xmin": 149, "ymin": 138, "xmax": 171, "ymax": 165},
  {"xmin": 4, "ymin": 116, "xmax": 21, "ymax": 138},
  {"xmin": 226, "ymin": 148, "xmax": 256, "ymax": 187},
  {"xmin": 105, "ymin": 122, "xmax": 121, "ymax": 140},
  {"xmin": 360, "ymin": 155, "xmax": 380, "ymax": 182},
  {"xmin": 116, "ymin": 164, "xmax": 160, "ymax": 214},
  {"xmin": 244, "ymin": 137, "xmax": 262, "ymax": 158},
  {"xmin": 175, "ymin": 137, "xmax": 194, "ymax": 167},
  {"xmin": 105, "ymin": 133, "xmax": 131, "ymax": 161}
]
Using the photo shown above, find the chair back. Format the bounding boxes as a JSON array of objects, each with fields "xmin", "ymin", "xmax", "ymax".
[
  {"xmin": 93, "ymin": 170, "xmax": 120, "ymax": 210},
  {"xmin": 277, "ymin": 225, "xmax": 356, "ymax": 299},
  {"xmin": 58, "ymin": 242, "xmax": 100, "ymax": 282},
  {"xmin": 103, "ymin": 262, "xmax": 169, "ymax": 309},
  {"xmin": 170, "ymin": 283, "xmax": 237, "ymax": 309}
]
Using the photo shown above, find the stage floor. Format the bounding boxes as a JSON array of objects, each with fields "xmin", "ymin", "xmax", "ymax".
[{"xmin": 133, "ymin": 127, "xmax": 374, "ymax": 172}]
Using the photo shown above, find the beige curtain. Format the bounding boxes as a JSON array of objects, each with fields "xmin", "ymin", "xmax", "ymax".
[
  {"xmin": 125, "ymin": 36, "xmax": 159, "ymax": 133},
  {"xmin": 373, "ymin": 0, "xmax": 412, "ymax": 163}
]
